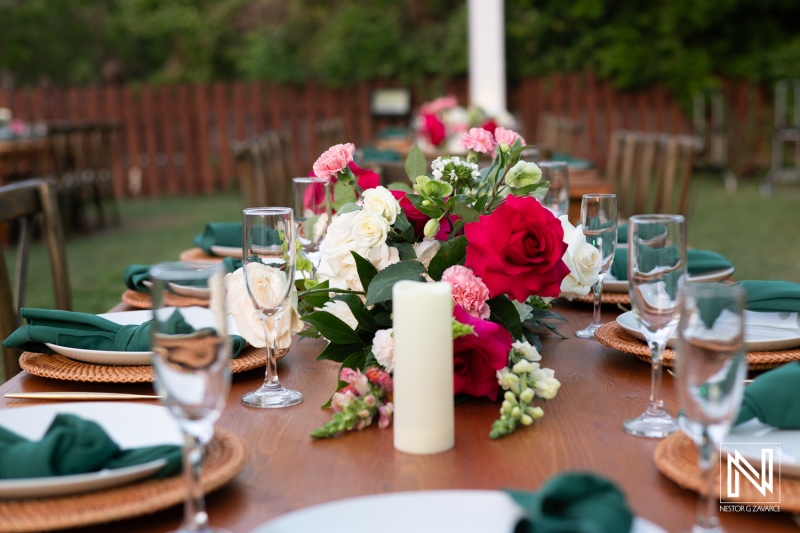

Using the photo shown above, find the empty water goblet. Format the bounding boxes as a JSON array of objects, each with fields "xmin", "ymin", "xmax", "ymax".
[
  {"xmin": 292, "ymin": 177, "xmax": 331, "ymax": 254},
  {"xmin": 538, "ymin": 161, "xmax": 569, "ymax": 218}
]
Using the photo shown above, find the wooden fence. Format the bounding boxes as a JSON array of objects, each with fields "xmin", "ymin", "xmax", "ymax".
[{"xmin": 0, "ymin": 73, "xmax": 773, "ymax": 198}]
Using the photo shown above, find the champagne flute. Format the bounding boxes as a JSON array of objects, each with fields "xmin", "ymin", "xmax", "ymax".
[
  {"xmin": 241, "ymin": 207, "xmax": 302, "ymax": 408},
  {"xmin": 623, "ymin": 214, "xmax": 687, "ymax": 438},
  {"xmin": 575, "ymin": 194, "xmax": 617, "ymax": 338},
  {"xmin": 538, "ymin": 162, "xmax": 569, "ymax": 218},
  {"xmin": 150, "ymin": 262, "xmax": 232, "ymax": 533},
  {"xmin": 676, "ymin": 283, "xmax": 747, "ymax": 533},
  {"xmin": 292, "ymin": 177, "xmax": 331, "ymax": 254}
]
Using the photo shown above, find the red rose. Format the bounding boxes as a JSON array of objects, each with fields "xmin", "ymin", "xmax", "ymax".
[
  {"xmin": 423, "ymin": 113, "xmax": 447, "ymax": 146},
  {"xmin": 481, "ymin": 119, "xmax": 497, "ymax": 135},
  {"xmin": 465, "ymin": 195, "xmax": 569, "ymax": 302},
  {"xmin": 348, "ymin": 162, "xmax": 380, "ymax": 191},
  {"xmin": 390, "ymin": 190, "xmax": 459, "ymax": 240},
  {"xmin": 307, "ymin": 162, "xmax": 379, "ymax": 211},
  {"xmin": 453, "ymin": 305, "xmax": 512, "ymax": 400}
]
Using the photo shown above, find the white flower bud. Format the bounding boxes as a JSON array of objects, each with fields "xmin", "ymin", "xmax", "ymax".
[
  {"xmin": 519, "ymin": 387, "xmax": 535, "ymax": 403},
  {"xmin": 521, "ymin": 414, "xmax": 533, "ymax": 426},
  {"xmin": 423, "ymin": 218, "xmax": 440, "ymax": 239}
]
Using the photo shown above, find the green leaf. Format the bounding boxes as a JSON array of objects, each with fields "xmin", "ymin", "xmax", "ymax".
[
  {"xmin": 404, "ymin": 145, "xmax": 427, "ymax": 181},
  {"xmin": 449, "ymin": 218, "xmax": 465, "ymax": 239},
  {"xmin": 427, "ymin": 235, "xmax": 468, "ymax": 281},
  {"xmin": 322, "ymin": 349, "xmax": 370, "ymax": 408},
  {"xmin": 302, "ymin": 311, "xmax": 363, "ymax": 345},
  {"xmin": 373, "ymin": 311, "xmax": 392, "ymax": 328},
  {"xmin": 388, "ymin": 182, "xmax": 413, "ymax": 193},
  {"xmin": 365, "ymin": 260, "xmax": 427, "ymax": 306},
  {"xmin": 337, "ymin": 202, "xmax": 360, "ymax": 214},
  {"xmin": 300, "ymin": 280, "xmax": 330, "ymax": 308},
  {"xmin": 332, "ymin": 181, "xmax": 357, "ymax": 211},
  {"xmin": 509, "ymin": 181, "xmax": 549, "ymax": 197},
  {"xmin": 316, "ymin": 341, "xmax": 363, "ymax": 362},
  {"xmin": 448, "ymin": 199, "xmax": 480, "ymax": 223},
  {"xmin": 488, "ymin": 295, "xmax": 524, "ymax": 341},
  {"xmin": 395, "ymin": 242, "xmax": 417, "ymax": 261},
  {"xmin": 333, "ymin": 293, "xmax": 378, "ymax": 333},
  {"xmin": 393, "ymin": 211, "xmax": 411, "ymax": 232},
  {"xmin": 474, "ymin": 194, "xmax": 490, "ymax": 213},
  {"xmin": 407, "ymin": 193, "xmax": 444, "ymax": 219},
  {"xmin": 350, "ymin": 251, "xmax": 378, "ymax": 291}
]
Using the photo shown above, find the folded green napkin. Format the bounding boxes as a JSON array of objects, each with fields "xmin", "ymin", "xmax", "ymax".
[
  {"xmin": 734, "ymin": 361, "xmax": 800, "ymax": 428},
  {"xmin": 617, "ymin": 223, "xmax": 628, "ymax": 244},
  {"xmin": 735, "ymin": 280, "xmax": 800, "ymax": 313},
  {"xmin": 506, "ymin": 472, "xmax": 633, "ymax": 533},
  {"xmin": 124, "ymin": 259, "xmax": 242, "ymax": 293},
  {"xmin": 193, "ymin": 222, "xmax": 242, "ymax": 255},
  {"xmin": 2, "ymin": 308, "xmax": 246, "ymax": 357},
  {"xmin": 610, "ymin": 248, "xmax": 732, "ymax": 281},
  {"xmin": 0, "ymin": 413, "xmax": 181, "ymax": 479},
  {"xmin": 360, "ymin": 146, "xmax": 402, "ymax": 162}
]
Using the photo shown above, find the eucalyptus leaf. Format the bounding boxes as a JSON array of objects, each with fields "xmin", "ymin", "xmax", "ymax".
[
  {"xmin": 404, "ymin": 145, "xmax": 427, "ymax": 181},
  {"xmin": 365, "ymin": 260, "xmax": 427, "ymax": 306},
  {"xmin": 427, "ymin": 235, "xmax": 467, "ymax": 281},
  {"xmin": 302, "ymin": 311, "xmax": 363, "ymax": 345}
]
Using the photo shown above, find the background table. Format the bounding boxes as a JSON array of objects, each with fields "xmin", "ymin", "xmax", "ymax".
[{"xmin": 0, "ymin": 303, "xmax": 795, "ymax": 532}]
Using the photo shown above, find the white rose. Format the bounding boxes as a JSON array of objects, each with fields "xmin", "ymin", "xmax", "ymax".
[
  {"xmin": 558, "ymin": 216, "xmax": 602, "ymax": 300},
  {"xmin": 319, "ymin": 300, "xmax": 358, "ymax": 330},
  {"xmin": 361, "ymin": 186, "xmax": 401, "ymax": 224},
  {"xmin": 350, "ymin": 210, "xmax": 389, "ymax": 248},
  {"xmin": 412, "ymin": 238, "xmax": 441, "ymax": 268},
  {"xmin": 371, "ymin": 328, "xmax": 395, "ymax": 372},
  {"xmin": 224, "ymin": 265, "xmax": 302, "ymax": 349}
]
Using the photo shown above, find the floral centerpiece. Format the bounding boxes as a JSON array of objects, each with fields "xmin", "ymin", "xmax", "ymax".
[{"xmin": 299, "ymin": 127, "xmax": 602, "ymax": 440}]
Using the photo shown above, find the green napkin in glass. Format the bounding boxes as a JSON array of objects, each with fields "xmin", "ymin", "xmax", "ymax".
[
  {"xmin": 2, "ymin": 308, "xmax": 247, "ymax": 358},
  {"xmin": 0, "ymin": 413, "xmax": 181, "ymax": 479},
  {"xmin": 193, "ymin": 222, "xmax": 242, "ymax": 255},
  {"xmin": 734, "ymin": 361, "xmax": 800, "ymax": 428},
  {"xmin": 124, "ymin": 259, "xmax": 242, "ymax": 294},
  {"xmin": 617, "ymin": 223, "xmax": 628, "ymax": 244},
  {"xmin": 506, "ymin": 472, "xmax": 633, "ymax": 533},
  {"xmin": 610, "ymin": 248, "xmax": 732, "ymax": 281},
  {"xmin": 735, "ymin": 280, "xmax": 800, "ymax": 313}
]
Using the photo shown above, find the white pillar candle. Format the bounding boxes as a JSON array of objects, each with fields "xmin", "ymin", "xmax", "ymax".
[
  {"xmin": 392, "ymin": 280, "xmax": 455, "ymax": 454},
  {"xmin": 468, "ymin": 0, "xmax": 506, "ymax": 116}
]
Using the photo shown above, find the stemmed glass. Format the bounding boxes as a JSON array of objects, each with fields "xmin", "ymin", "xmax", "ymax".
[
  {"xmin": 538, "ymin": 162, "xmax": 569, "ymax": 218},
  {"xmin": 676, "ymin": 283, "xmax": 747, "ymax": 533},
  {"xmin": 150, "ymin": 262, "xmax": 232, "ymax": 533},
  {"xmin": 241, "ymin": 207, "xmax": 302, "ymax": 408},
  {"xmin": 623, "ymin": 214, "xmax": 687, "ymax": 438},
  {"xmin": 575, "ymin": 194, "xmax": 617, "ymax": 338},
  {"xmin": 292, "ymin": 177, "xmax": 331, "ymax": 254}
]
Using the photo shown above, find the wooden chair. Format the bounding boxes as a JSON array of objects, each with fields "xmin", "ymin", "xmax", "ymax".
[
  {"xmin": 232, "ymin": 130, "xmax": 295, "ymax": 208},
  {"xmin": 314, "ymin": 118, "xmax": 347, "ymax": 152},
  {"xmin": 0, "ymin": 178, "xmax": 72, "ymax": 380}
]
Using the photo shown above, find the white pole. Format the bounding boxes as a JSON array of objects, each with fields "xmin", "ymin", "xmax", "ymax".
[{"xmin": 468, "ymin": 0, "xmax": 506, "ymax": 116}]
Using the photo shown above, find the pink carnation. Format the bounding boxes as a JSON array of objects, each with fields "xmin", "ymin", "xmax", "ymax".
[
  {"xmin": 494, "ymin": 127, "xmax": 526, "ymax": 148},
  {"xmin": 312, "ymin": 143, "xmax": 355, "ymax": 184},
  {"xmin": 442, "ymin": 265, "xmax": 491, "ymax": 319},
  {"xmin": 459, "ymin": 127, "xmax": 497, "ymax": 154}
]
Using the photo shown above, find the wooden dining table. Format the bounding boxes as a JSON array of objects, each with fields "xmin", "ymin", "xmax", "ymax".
[{"xmin": 0, "ymin": 302, "xmax": 796, "ymax": 532}]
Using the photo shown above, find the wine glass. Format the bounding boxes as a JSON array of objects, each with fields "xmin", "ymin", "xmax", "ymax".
[
  {"xmin": 575, "ymin": 194, "xmax": 617, "ymax": 338},
  {"xmin": 292, "ymin": 177, "xmax": 331, "ymax": 254},
  {"xmin": 676, "ymin": 283, "xmax": 747, "ymax": 533},
  {"xmin": 241, "ymin": 207, "xmax": 302, "ymax": 408},
  {"xmin": 149, "ymin": 261, "xmax": 232, "ymax": 533},
  {"xmin": 623, "ymin": 214, "xmax": 687, "ymax": 438},
  {"xmin": 538, "ymin": 161, "xmax": 569, "ymax": 218}
]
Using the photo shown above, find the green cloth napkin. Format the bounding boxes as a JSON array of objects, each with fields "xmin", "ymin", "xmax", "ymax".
[
  {"xmin": 506, "ymin": 472, "xmax": 633, "ymax": 533},
  {"xmin": 360, "ymin": 146, "xmax": 402, "ymax": 162},
  {"xmin": 124, "ymin": 259, "xmax": 242, "ymax": 293},
  {"xmin": 0, "ymin": 413, "xmax": 181, "ymax": 479},
  {"xmin": 193, "ymin": 222, "xmax": 242, "ymax": 254},
  {"xmin": 2, "ymin": 308, "xmax": 247, "ymax": 358},
  {"xmin": 617, "ymin": 223, "xmax": 628, "ymax": 244},
  {"xmin": 610, "ymin": 248, "xmax": 732, "ymax": 281},
  {"xmin": 734, "ymin": 361, "xmax": 800, "ymax": 428},
  {"xmin": 376, "ymin": 126, "xmax": 409, "ymax": 140},
  {"xmin": 735, "ymin": 280, "xmax": 800, "ymax": 313}
]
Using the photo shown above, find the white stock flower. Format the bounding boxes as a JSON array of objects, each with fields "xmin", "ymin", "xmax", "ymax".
[
  {"xmin": 512, "ymin": 341, "xmax": 541, "ymax": 362},
  {"xmin": 532, "ymin": 366, "xmax": 561, "ymax": 399},
  {"xmin": 361, "ymin": 186, "xmax": 401, "ymax": 224},
  {"xmin": 319, "ymin": 300, "xmax": 358, "ymax": 330},
  {"xmin": 351, "ymin": 210, "xmax": 390, "ymax": 248},
  {"xmin": 558, "ymin": 215, "xmax": 602, "ymax": 300},
  {"xmin": 413, "ymin": 238, "xmax": 441, "ymax": 268},
  {"xmin": 224, "ymin": 265, "xmax": 302, "ymax": 349},
  {"xmin": 372, "ymin": 328, "xmax": 395, "ymax": 373},
  {"xmin": 496, "ymin": 367, "xmax": 520, "ymax": 392},
  {"xmin": 512, "ymin": 360, "xmax": 537, "ymax": 375}
]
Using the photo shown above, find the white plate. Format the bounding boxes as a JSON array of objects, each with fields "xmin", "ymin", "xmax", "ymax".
[
  {"xmin": 250, "ymin": 490, "xmax": 665, "ymax": 533},
  {"xmin": 724, "ymin": 419, "xmax": 800, "ymax": 478},
  {"xmin": 603, "ymin": 267, "xmax": 736, "ymax": 293},
  {"xmin": 209, "ymin": 245, "xmax": 241, "ymax": 258},
  {"xmin": 0, "ymin": 403, "xmax": 182, "ymax": 499},
  {"xmin": 45, "ymin": 307, "xmax": 242, "ymax": 366},
  {"xmin": 616, "ymin": 311, "xmax": 800, "ymax": 351},
  {"xmin": 141, "ymin": 280, "xmax": 210, "ymax": 299}
]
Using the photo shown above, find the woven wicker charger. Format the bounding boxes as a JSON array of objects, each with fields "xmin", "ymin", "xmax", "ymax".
[
  {"xmin": 654, "ymin": 431, "xmax": 800, "ymax": 512},
  {"xmin": 121, "ymin": 289, "xmax": 209, "ymax": 310},
  {"xmin": 179, "ymin": 248, "xmax": 224, "ymax": 262},
  {"xmin": 0, "ymin": 427, "xmax": 248, "ymax": 533},
  {"xmin": 19, "ymin": 346, "xmax": 288, "ymax": 384},
  {"xmin": 578, "ymin": 291, "xmax": 631, "ymax": 306},
  {"xmin": 595, "ymin": 322, "xmax": 800, "ymax": 370}
]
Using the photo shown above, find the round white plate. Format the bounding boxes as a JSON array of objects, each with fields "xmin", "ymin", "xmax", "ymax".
[
  {"xmin": 0, "ymin": 403, "xmax": 182, "ymax": 499},
  {"xmin": 44, "ymin": 307, "xmax": 242, "ymax": 366},
  {"xmin": 603, "ymin": 267, "xmax": 736, "ymax": 294},
  {"xmin": 724, "ymin": 419, "xmax": 800, "ymax": 478},
  {"xmin": 209, "ymin": 245, "xmax": 241, "ymax": 258},
  {"xmin": 142, "ymin": 280, "xmax": 210, "ymax": 299},
  {"xmin": 250, "ymin": 490, "xmax": 666, "ymax": 533},
  {"xmin": 616, "ymin": 311, "xmax": 800, "ymax": 351}
]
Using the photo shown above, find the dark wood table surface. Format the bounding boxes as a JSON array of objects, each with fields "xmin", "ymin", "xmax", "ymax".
[{"xmin": 0, "ymin": 302, "xmax": 795, "ymax": 533}]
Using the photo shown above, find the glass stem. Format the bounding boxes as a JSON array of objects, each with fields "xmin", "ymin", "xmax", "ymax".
[
  {"xmin": 261, "ymin": 310, "xmax": 284, "ymax": 390},
  {"xmin": 646, "ymin": 340, "xmax": 666, "ymax": 415},
  {"xmin": 181, "ymin": 432, "xmax": 209, "ymax": 531},
  {"xmin": 696, "ymin": 428, "xmax": 720, "ymax": 531},
  {"xmin": 590, "ymin": 276, "xmax": 604, "ymax": 327}
]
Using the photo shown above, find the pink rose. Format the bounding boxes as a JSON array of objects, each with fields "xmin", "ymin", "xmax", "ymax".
[
  {"xmin": 442, "ymin": 265, "xmax": 491, "ymax": 319},
  {"xmin": 494, "ymin": 127, "xmax": 526, "ymax": 148},
  {"xmin": 313, "ymin": 143, "xmax": 355, "ymax": 183},
  {"xmin": 420, "ymin": 95, "xmax": 458, "ymax": 115},
  {"xmin": 452, "ymin": 305, "xmax": 512, "ymax": 400},
  {"xmin": 459, "ymin": 127, "xmax": 497, "ymax": 154}
]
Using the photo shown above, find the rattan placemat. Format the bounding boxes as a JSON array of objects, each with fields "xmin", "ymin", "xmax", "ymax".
[
  {"xmin": 0, "ymin": 427, "xmax": 248, "ymax": 533},
  {"xmin": 121, "ymin": 289, "xmax": 209, "ymax": 310},
  {"xmin": 577, "ymin": 291, "xmax": 631, "ymax": 305},
  {"xmin": 654, "ymin": 431, "xmax": 800, "ymax": 512},
  {"xmin": 595, "ymin": 322, "xmax": 799, "ymax": 370},
  {"xmin": 19, "ymin": 346, "xmax": 287, "ymax": 383},
  {"xmin": 179, "ymin": 248, "xmax": 223, "ymax": 262}
]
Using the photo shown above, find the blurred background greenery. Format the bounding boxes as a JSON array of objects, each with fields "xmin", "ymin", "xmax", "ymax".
[{"xmin": 1, "ymin": 0, "xmax": 799, "ymax": 102}]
